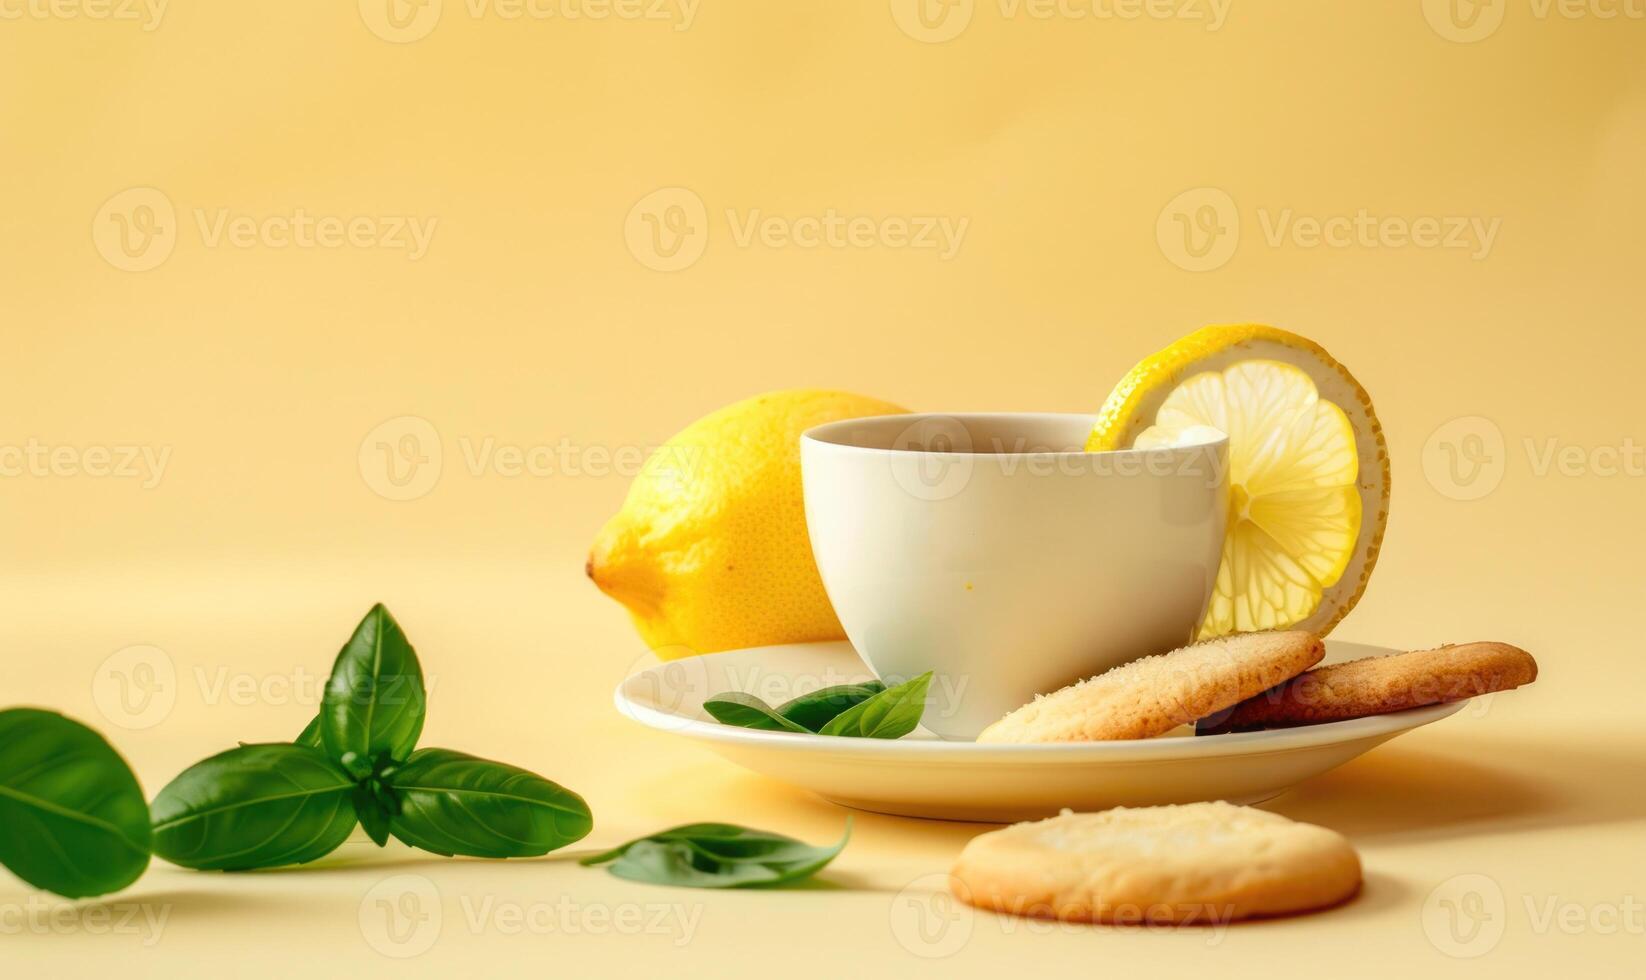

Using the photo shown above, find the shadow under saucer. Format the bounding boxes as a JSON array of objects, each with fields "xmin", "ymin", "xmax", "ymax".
[{"xmin": 1265, "ymin": 728, "xmax": 1641, "ymax": 842}]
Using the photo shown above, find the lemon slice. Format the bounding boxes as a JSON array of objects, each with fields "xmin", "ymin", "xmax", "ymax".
[{"xmin": 1089, "ymin": 325, "xmax": 1389, "ymax": 638}]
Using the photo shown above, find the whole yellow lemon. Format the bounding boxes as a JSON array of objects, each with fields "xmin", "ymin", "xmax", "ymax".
[{"xmin": 588, "ymin": 389, "xmax": 908, "ymax": 659}]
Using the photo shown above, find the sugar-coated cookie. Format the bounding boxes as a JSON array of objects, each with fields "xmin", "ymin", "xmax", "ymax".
[
  {"xmin": 1196, "ymin": 641, "xmax": 1538, "ymax": 735},
  {"xmin": 950, "ymin": 802, "xmax": 1361, "ymax": 924},
  {"xmin": 976, "ymin": 631, "xmax": 1324, "ymax": 743}
]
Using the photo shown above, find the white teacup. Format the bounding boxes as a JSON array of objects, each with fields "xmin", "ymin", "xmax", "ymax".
[{"xmin": 801, "ymin": 412, "xmax": 1228, "ymax": 740}]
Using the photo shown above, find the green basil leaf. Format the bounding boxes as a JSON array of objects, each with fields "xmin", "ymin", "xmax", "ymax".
[
  {"xmin": 0, "ymin": 708, "xmax": 152, "ymax": 898},
  {"xmin": 352, "ymin": 781, "xmax": 397, "ymax": 848},
  {"xmin": 386, "ymin": 748, "xmax": 592, "ymax": 858},
  {"xmin": 702, "ymin": 693, "xmax": 811, "ymax": 733},
  {"xmin": 776, "ymin": 682, "xmax": 886, "ymax": 731},
  {"xmin": 818, "ymin": 671, "xmax": 933, "ymax": 738},
  {"xmin": 579, "ymin": 822, "xmax": 820, "ymax": 863},
  {"xmin": 294, "ymin": 714, "xmax": 323, "ymax": 748},
  {"xmin": 321, "ymin": 604, "xmax": 427, "ymax": 775},
  {"xmin": 150, "ymin": 743, "xmax": 356, "ymax": 870},
  {"xmin": 580, "ymin": 820, "xmax": 850, "ymax": 889}
]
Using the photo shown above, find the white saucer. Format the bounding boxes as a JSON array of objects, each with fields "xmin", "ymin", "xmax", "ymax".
[{"xmin": 615, "ymin": 640, "xmax": 1464, "ymax": 822}]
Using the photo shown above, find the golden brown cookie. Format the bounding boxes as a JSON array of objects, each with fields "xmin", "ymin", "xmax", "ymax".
[
  {"xmin": 1196, "ymin": 641, "xmax": 1538, "ymax": 735},
  {"xmin": 975, "ymin": 631, "xmax": 1324, "ymax": 743},
  {"xmin": 950, "ymin": 803, "xmax": 1362, "ymax": 924}
]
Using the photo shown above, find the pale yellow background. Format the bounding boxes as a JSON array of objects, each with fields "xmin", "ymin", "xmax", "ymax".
[{"xmin": 3, "ymin": 1, "xmax": 1644, "ymax": 975}]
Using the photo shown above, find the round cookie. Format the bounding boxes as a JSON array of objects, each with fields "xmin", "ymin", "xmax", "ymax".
[
  {"xmin": 976, "ymin": 630, "xmax": 1324, "ymax": 743},
  {"xmin": 950, "ymin": 803, "xmax": 1361, "ymax": 924},
  {"xmin": 1196, "ymin": 641, "xmax": 1538, "ymax": 735}
]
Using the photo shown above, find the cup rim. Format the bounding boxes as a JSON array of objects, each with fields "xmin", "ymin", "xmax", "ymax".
[{"xmin": 801, "ymin": 411, "xmax": 1227, "ymax": 458}]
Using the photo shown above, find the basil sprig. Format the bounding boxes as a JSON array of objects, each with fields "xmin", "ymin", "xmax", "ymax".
[
  {"xmin": 581, "ymin": 820, "xmax": 850, "ymax": 889},
  {"xmin": 703, "ymin": 673, "xmax": 933, "ymax": 740},
  {"xmin": 150, "ymin": 603, "xmax": 592, "ymax": 870},
  {"xmin": 0, "ymin": 708, "xmax": 152, "ymax": 898}
]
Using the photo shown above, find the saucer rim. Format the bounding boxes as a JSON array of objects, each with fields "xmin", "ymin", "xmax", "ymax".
[{"xmin": 613, "ymin": 639, "xmax": 1467, "ymax": 764}]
